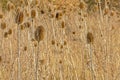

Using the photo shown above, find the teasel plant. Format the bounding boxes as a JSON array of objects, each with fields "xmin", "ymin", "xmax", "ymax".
[
  {"xmin": 15, "ymin": 8, "xmax": 24, "ymax": 80},
  {"xmin": 79, "ymin": 0, "xmax": 96, "ymax": 79},
  {"xmin": 34, "ymin": 25, "xmax": 45, "ymax": 80}
]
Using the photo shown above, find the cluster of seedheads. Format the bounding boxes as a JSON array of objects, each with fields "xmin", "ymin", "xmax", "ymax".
[
  {"xmin": 4, "ymin": 29, "xmax": 12, "ymax": 38},
  {"xmin": 20, "ymin": 22, "xmax": 31, "ymax": 30},
  {"xmin": 1, "ymin": 22, "xmax": 12, "ymax": 38},
  {"xmin": 51, "ymin": 40, "xmax": 67, "ymax": 49}
]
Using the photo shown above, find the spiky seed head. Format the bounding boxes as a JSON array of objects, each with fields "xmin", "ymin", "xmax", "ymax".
[
  {"xmin": 16, "ymin": 11, "xmax": 24, "ymax": 24},
  {"xmin": 4, "ymin": 32, "xmax": 8, "ymax": 38},
  {"xmin": 20, "ymin": 24, "xmax": 24, "ymax": 30},
  {"xmin": 104, "ymin": 8, "xmax": 109, "ymax": 15},
  {"xmin": 51, "ymin": 40, "xmax": 55, "ymax": 45},
  {"xmin": 1, "ymin": 22, "xmax": 6, "ymax": 30},
  {"xmin": 0, "ymin": 14, "xmax": 3, "ymax": 19},
  {"xmin": 87, "ymin": 32, "xmax": 94, "ymax": 44},
  {"xmin": 8, "ymin": 29, "xmax": 12, "ymax": 35},
  {"xmin": 7, "ymin": 2, "xmax": 15, "ymax": 11},
  {"xmin": 79, "ymin": 1, "xmax": 85, "ymax": 9},
  {"xmin": 24, "ymin": 22, "xmax": 31, "ymax": 28},
  {"xmin": 31, "ymin": 9, "xmax": 36, "ymax": 19},
  {"xmin": 35, "ymin": 26, "xmax": 45, "ymax": 42},
  {"xmin": 61, "ymin": 21, "xmax": 65, "ymax": 28},
  {"xmin": 110, "ymin": 11, "xmax": 115, "ymax": 16}
]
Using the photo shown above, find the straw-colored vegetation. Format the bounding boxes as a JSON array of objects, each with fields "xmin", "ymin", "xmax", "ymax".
[{"xmin": 0, "ymin": 0, "xmax": 120, "ymax": 80}]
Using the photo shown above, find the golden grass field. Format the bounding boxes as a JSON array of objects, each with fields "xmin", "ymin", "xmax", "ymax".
[{"xmin": 0, "ymin": 0, "xmax": 120, "ymax": 80}]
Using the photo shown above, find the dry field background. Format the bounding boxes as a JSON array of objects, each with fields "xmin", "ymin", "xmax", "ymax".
[{"xmin": 0, "ymin": 0, "xmax": 120, "ymax": 80}]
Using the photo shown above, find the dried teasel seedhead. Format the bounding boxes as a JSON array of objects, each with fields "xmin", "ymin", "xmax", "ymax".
[
  {"xmin": 64, "ymin": 41, "xmax": 67, "ymax": 45},
  {"xmin": 16, "ymin": 11, "xmax": 24, "ymax": 24},
  {"xmin": 8, "ymin": 29, "xmax": 12, "ymax": 35},
  {"xmin": 39, "ymin": 59, "xmax": 45, "ymax": 64},
  {"xmin": 1, "ymin": 22, "xmax": 6, "ymax": 30},
  {"xmin": 110, "ymin": 11, "xmax": 115, "ymax": 16},
  {"xmin": 24, "ymin": 46, "xmax": 27, "ymax": 51},
  {"xmin": 7, "ymin": 2, "xmax": 15, "ymax": 11},
  {"xmin": 20, "ymin": 24, "xmax": 25, "ymax": 30},
  {"xmin": 51, "ymin": 40, "xmax": 55, "ymax": 45},
  {"xmin": 24, "ymin": 22, "xmax": 31, "ymax": 28},
  {"xmin": 0, "ymin": 14, "xmax": 3, "ymax": 19},
  {"xmin": 104, "ymin": 8, "xmax": 109, "ymax": 15},
  {"xmin": 87, "ymin": 32, "xmax": 94, "ymax": 44},
  {"xmin": 31, "ymin": 9, "xmax": 37, "ymax": 19},
  {"xmin": 40, "ymin": 10, "xmax": 45, "ymax": 14},
  {"xmin": 4, "ymin": 32, "xmax": 8, "ymax": 38},
  {"xmin": 55, "ymin": 12, "xmax": 63, "ymax": 20},
  {"xmin": 35, "ymin": 26, "xmax": 45, "ymax": 42},
  {"xmin": 79, "ymin": 1, "xmax": 86, "ymax": 9}
]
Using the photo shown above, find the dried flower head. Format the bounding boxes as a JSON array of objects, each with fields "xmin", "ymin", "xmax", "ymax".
[
  {"xmin": 64, "ymin": 41, "xmax": 67, "ymax": 45},
  {"xmin": 24, "ymin": 22, "xmax": 31, "ymax": 28},
  {"xmin": 4, "ymin": 32, "xmax": 8, "ymax": 38},
  {"xmin": 56, "ymin": 12, "xmax": 62, "ymax": 19},
  {"xmin": 31, "ymin": 9, "xmax": 36, "ymax": 18},
  {"xmin": 104, "ymin": 8, "xmax": 109, "ymax": 15},
  {"xmin": 35, "ymin": 26, "xmax": 45, "ymax": 42},
  {"xmin": 61, "ymin": 21, "xmax": 65, "ymax": 28},
  {"xmin": 20, "ymin": 24, "xmax": 24, "ymax": 30},
  {"xmin": 1, "ymin": 22, "xmax": 6, "ymax": 30},
  {"xmin": 41, "ymin": 10, "xmax": 45, "ymax": 14},
  {"xmin": 79, "ymin": 1, "xmax": 85, "ymax": 9},
  {"xmin": 24, "ymin": 46, "xmax": 27, "ymax": 51},
  {"xmin": 0, "ymin": 14, "xmax": 3, "ymax": 19},
  {"xmin": 87, "ymin": 32, "xmax": 94, "ymax": 44},
  {"xmin": 40, "ymin": 59, "xmax": 45, "ymax": 64},
  {"xmin": 51, "ymin": 40, "xmax": 55, "ymax": 45},
  {"xmin": 8, "ymin": 29, "xmax": 12, "ymax": 35},
  {"xmin": 16, "ymin": 11, "xmax": 24, "ymax": 24},
  {"xmin": 7, "ymin": 2, "xmax": 15, "ymax": 11}
]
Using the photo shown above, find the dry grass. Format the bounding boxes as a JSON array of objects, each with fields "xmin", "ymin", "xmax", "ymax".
[{"xmin": 0, "ymin": 0, "xmax": 120, "ymax": 80}]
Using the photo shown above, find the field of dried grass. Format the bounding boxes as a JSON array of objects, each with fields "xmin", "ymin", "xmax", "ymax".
[{"xmin": 0, "ymin": 0, "xmax": 120, "ymax": 80}]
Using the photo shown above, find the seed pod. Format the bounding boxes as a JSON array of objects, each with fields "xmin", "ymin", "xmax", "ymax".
[
  {"xmin": 87, "ymin": 32, "xmax": 94, "ymax": 44},
  {"xmin": 1, "ymin": 22, "xmax": 6, "ymax": 30},
  {"xmin": 35, "ymin": 26, "xmax": 45, "ymax": 42},
  {"xmin": 31, "ymin": 9, "xmax": 36, "ymax": 19},
  {"xmin": 16, "ymin": 11, "xmax": 24, "ymax": 24}
]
